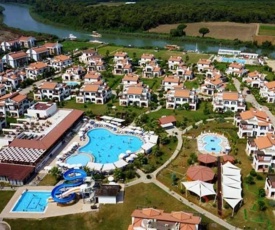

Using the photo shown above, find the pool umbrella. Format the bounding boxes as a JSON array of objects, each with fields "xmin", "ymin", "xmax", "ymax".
[
  {"xmin": 102, "ymin": 163, "xmax": 115, "ymax": 172},
  {"xmin": 126, "ymin": 150, "xmax": 132, "ymax": 154},
  {"xmin": 130, "ymin": 154, "xmax": 137, "ymax": 159},
  {"xmin": 186, "ymin": 166, "xmax": 215, "ymax": 182},
  {"xmin": 198, "ymin": 154, "xmax": 217, "ymax": 165},
  {"xmin": 108, "ymin": 176, "xmax": 114, "ymax": 182},
  {"xmin": 223, "ymin": 155, "xmax": 235, "ymax": 163},
  {"xmin": 119, "ymin": 153, "xmax": 126, "ymax": 159}
]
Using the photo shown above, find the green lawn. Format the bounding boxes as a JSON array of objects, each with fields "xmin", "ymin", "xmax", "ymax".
[
  {"xmin": 142, "ymin": 78, "xmax": 163, "ymax": 91},
  {"xmin": 259, "ymin": 25, "xmax": 275, "ymax": 36},
  {"xmin": 184, "ymin": 74, "xmax": 203, "ymax": 89},
  {"xmin": 38, "ymin": 174, "xmax": 57, "ymax": 186},
  {"xmin": 6, "ymin": 183, "xmax": 224, "ymax": 230},
  {"xmin": 105, "ymin": 75, "xmax": 123, "ymax": 89},
  {"xmin": 157, "ymin": 121, "xmax": 275, "ymax": 229},
  {"xmin": 97, "ymin": 45, "xmax": 210, "ymax": 63},
  {"xmin": 61, "ymin": 41, "xmax": 99, "ymax": 53},
  {"xmin": 0, "ymin": 191, "xmax": 15, "ymax": 212},
  {"xmin": 245, "ymin": 65, "xmax": 275, "ymax": 82}
]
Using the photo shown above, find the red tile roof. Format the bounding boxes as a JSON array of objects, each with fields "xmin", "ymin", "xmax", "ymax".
[
  {"xmin": 10, "ymin": 110, "xmax": 83, "ymax": 150},
  {"xmin": 0, "ymin": 163, "xmax": 35, "ymax": 181},
  {"xmin": 159, "ymin": 115, "xmax": 177, "ymax": 125}
]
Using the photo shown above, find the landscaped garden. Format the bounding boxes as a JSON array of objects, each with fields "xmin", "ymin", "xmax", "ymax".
[
  {"xmin": 0, "ymin": 191, "xmax": 15, "ymax": 212},
  {"xmin": 4, "ymin": 183, "xmax": 225, "ymax": 230},
  {"xmin": 157, "ymin": 120, "xmax": 275, "ymax": 229}
]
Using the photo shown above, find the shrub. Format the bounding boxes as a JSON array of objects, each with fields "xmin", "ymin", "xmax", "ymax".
[
  {"xmin": 244, "ymin": 175, "xmax": 255, "ymax": 185},
  {"xmin": 258, "ymin": 200, "xmax": 267, "ymax": 211},
  {"xmin": 250, "ymin": 169, "xmax": 257, "ymax": 177},
  {"xmin": 258, "ymin": 188, "xmax": 266, "ymax": 198},
  {"xmin": 256, "ymin": 174, "xmax": 263, "ymax": 180}
]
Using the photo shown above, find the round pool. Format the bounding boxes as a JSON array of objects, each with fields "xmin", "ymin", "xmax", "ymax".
[
  {"xmin": 202, "ymin": 135, "xmax": 222, "ymax": 153},
  {"xmin": 66, "ymin": 154, "xmax": 90, "ymax": 166}
]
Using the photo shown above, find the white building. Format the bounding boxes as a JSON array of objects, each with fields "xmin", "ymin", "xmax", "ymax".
[
  {"xmin": 0, "ymin": 70, "xmax": 25, "ymax": 91},
  {"xmin": 113, "ymin": 59, "xmax": 132, "ymax": 75},
  {"xmin": 142, "ymin": 61, "xmax": 162, "ymax": 78},
  {"xmin": 62, "ymin": 66, "xmax": 86, "ymax": 83},
  {"xmin": 49, "ymin": 55, "xmax": 72, "ymax": 72},
  {"xmin": 113, "ymin": 51, "xmax": 129, "ymax": 63},
  {"xmin": 33, "ymin": 82, "xmax": 71, "ymax": 102},
  {"xmin": 168, "ymin": 56, "xmax": 183, "ymax": 71},
  {"xmin": 243, "ymin": 71, "xmax": 265, "ymax": 88},
  {"xmin": 260, "ymin": 81, "xmax": 275, "ymax": 103},
  {"xmin": 225, "ymin": 62, "xmax": 247, "ymax": 77},
  {"xmin": 27, "ymin": 102, "xmax": 57, "ymax": 119},
  {"xmin": 265, "ymin": 175, "xmax": 275, "ymax": 198},
  {"xmin": 44, "ymin": 42, "xmax": 63, "ymax": 55},
  {"xmin": 1, "ymin": 39, "xmax": 20, "ymax": 52},
  {"xmin": 26, "ymin": 46, "xmax": 49, "ymax": 61},
  {"xmin": 234, "ymin": 108, "xmax": 274, "ymax": 138},
  {"xmin": 0, "ymin": 84, "xmax": 6, "ymax": 97},
  {"xmin": 176, "ymin": 65, "xmax": 194, "ymax": 80},
  {"xmin": 200, "ymin": 75, "xmax": 224, "ymax": 96},
  {"xmin": 246, "ymin": 134, "xmax": 275, "ymax": 172},
  {"xmin": 119, "ymin": 83, "xmax": 151, "ymax": 107},
  {"xmin": 84, "ymin": 71, "xmax": 102, "ymax": 84},
  {"xmin": 2, "ymin": 51, "xmax": 28, "ymax": 68},
  {"xmin": 162, "ymin": 75, "xmax": 181, "ymax": 91},
  {"xmin": 197, "ymin": 59, "xmax": 212, "ymax": 72},
  {"xmin": 25, "ymin": 62, "xmax": 50, "ymax": 80},
  {"xmin": 122, "ymin": 73, "xmax": 140, "ymax": 86},
  {"xmin": 18, "ymin": 36, "xmax": 36, "ymax": 48},
  {"xmin": 139, "ymin": 53, "xmax": 155, "ymax": 66},
  {"xmin": 166, "ymin": 88, "xmax": 198, "ymax": 110},
  {"xmin": 212, "ymin": 91, "xmax": 246, "ymax": 112},
  {"xmin": 76, "ymin": 82, "xmax": 112, "ymax": 104},
  {"xmin": 0, "ymin": 92, "xmax": 32, "ymax": 117},
  {"xmin": 94, "ymin": 185, "xmax": 121, "ymax": 204}
]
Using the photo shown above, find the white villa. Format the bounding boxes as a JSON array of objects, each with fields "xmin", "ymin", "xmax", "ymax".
[
  {"xmin": 162, "ymin": 75, "xmax": 181, "ymax": 91},
  {"xmin": 122, "ymin": 73, "xmax": 140, "ymax": 86},
  {"xmin": 197, "ymin": 59, "xmax": 212, "ymax": 72},
  {"xmin": 113, "ymin": 59, "xmax": 132, "ymax": 75},
  {"xmin": 225, "ymin": 62, "xmax": 247, "ymax": 77},
  {"xmin": 76, "ymin": 83, "xmax": 112, "ymax": 104},
  {"xmin": 176, "ymin": 65, "xmax": 194, "ymax": 80},
  {"xmin": 33, "ymin": 82, "xmax": 71, "ymax": 102},
  {"xmin": 113, "ymin": 51, "xmax": 129, "ymax": 63},
  {"xmin": 25, "ymin": 62, "xmax": 50, "ymax": 80},
  {"xmin": 49, "ymin": 55, "xmax": 72, "ymax": 72},
  {"xmin": 1, "ymin": 39, "xmax": 20, "ymax": 52},
  {"xmin": 0, "ymin": 92, "xmax": 32, "ymax": 117},
  {"xmin": 260, "ymin": 81, "xmax": 275, "ymax": 103},
  {"xmin": 2, "ymin": 51, "xmax": 28, "ymax": 68},
  {"xmin": 26, "ymin": 46, "xmax": 49, "ymax": 61},
  {"xmin": 62, "ymin": 66, "xmax": 86, "ymax": 83},
  {"xmin": 168, "ymin": 56, "xmax": 183, "ymax": 71},
  {"xmin": 18, "ymin": 36, "xmax": 36, "ymax": 48},
  {"xmin": 265, "ymin": 175, "xmax": 275, "ymax": 199},
  {"xmin": 234, "ymin": 108, "xmax": 274, "ymax": 138},
  {"xmin": 119, "ymin": 84, "xmax": 151, "ymax": 107},
  {"xmin": 243, "ymin": 71, "xmax": 265, "ymax": 88},
  {"xmin": 0, "ymin": 84, "xmax": 6, "ymax": 97},
  {"xmin": 0, "ymin": 70, "xmax": 26, "ymax": 91},
  {"xmin": 139, "ymin": 53, "xmax": 155, "ymax": 66},
  {"xmin": 212, "ymin": 91, "xmax": 246, "ymax": 112},
  {"xmin": 44, "ymin": 42, "xmax": 63, "ymax": 55},
  {"xmin": 142, "ymin": 61, "xmax": 162, "ymax": 78},
  {"xmin": 200, "ymin": 75, "xmax": 224, "ymax": 95},
  {"xmin": 246, "ymin": 133, "xmax": 275, "ymax": 172},
  {"xmin": 84, "ymin": 71, "xmax": 102, "ymax": 84},
  {"xmin": 79, "ymin": 49, "xmax": 105, "ymax": 71},
  {"xmin": 166, "ymin": 88, "xmax": 198, "ymax": 110}
]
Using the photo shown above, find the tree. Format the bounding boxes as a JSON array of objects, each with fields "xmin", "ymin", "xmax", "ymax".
[
  {"xmin": 83, "ymin": 166, "xmax": 91, "ymax": 176},
  {"xmin": 49, "ymin": 166, "xmax": 62, "ymax": 181},
  {"xmin": 113, "ymin": 168, "xmax": 123, "ymax": 181},
  {"xmin": 258, "ymin": 188, "xmax": 266, "ymax": 198},
  {"xmin": 258, "ymin": 200, "xmax": 267, "ymax": 211},
  {"xmin": 199, "ymin": 27, "xmax": 210, "ymax": 37}
]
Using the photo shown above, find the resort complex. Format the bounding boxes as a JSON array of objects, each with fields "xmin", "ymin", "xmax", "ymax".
[{"xmin": 1, "ymin": 26, "xmax": 275, "ymax": 230}]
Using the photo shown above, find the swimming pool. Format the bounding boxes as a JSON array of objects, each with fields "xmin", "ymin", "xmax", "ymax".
[
  {"xmin": 221, "ymin": 57, "xmax": 246, "ymax": 64},
  {"xmin": 12, "ymin": 191, "xmax": 51, "ymax": 213},
  {"xmin": 66, "ymin": 81, "xmax": 80, "ymax": 86},
  {"xmin": 202, "ymin": 135, "xmax": 222, "ymax": 154},
  {"xmin": 66, "ymin": 154, "xmax": 91, "ymax": 166},
  {"xmin": 78, "ymin": 128, "xmax": 143, "ymax": 163}
]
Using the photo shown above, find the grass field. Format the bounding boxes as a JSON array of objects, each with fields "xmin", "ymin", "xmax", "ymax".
[
  {"xmin": 149, "ymin": 22, "xmax": 257, "ymax": 41},
  {"xmin": 157, "ymin": 121, "xmax": 275, "ymax": 229},
  {"xmin": 61, "ymin": 41, "xmax": 98, "ymax": 53},
  {"xmin": 5, "ymin": 183, "xmax": 224, "ymax": 230},
  {"xmin": 0, "ymin": 191, "xmax": 15, "ymax": 212},
  {"xmin": 38, "ymin": 174, "xmax": 57, "ymax": 186},
  {"xmin": 259, "ymin": 24, "xmax": 275, "ymax": 36}
]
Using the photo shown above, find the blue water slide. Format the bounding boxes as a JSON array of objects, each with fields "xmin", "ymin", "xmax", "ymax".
[{"xmin": 51, "ymin": 169, "xmax": 87, "ymax": 204}]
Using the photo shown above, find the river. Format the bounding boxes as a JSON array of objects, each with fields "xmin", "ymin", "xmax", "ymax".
[{"xmin": 0, "ymin": 3, "xmax": 274, "ymax": 57}]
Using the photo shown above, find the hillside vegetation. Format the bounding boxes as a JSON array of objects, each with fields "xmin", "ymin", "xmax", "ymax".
[{"xmin": 2, "ymin": 0, "xmax": 275, "ymax": 32}]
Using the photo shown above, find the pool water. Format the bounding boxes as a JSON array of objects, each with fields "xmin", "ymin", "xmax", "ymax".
[
  {"xmin": 12, "ymin": 191, "xmax": 51, "ymax": 212},
  {"xmin": 66, "ymin": 81, "xmax": 80, "ymax": 86},
  {"xmin": 203, "ymin": 135, "xmax": 222, "ymax": 154},
  {"xmin": 78, "ymin": 128, "xmax": 143, "ymax": 163},
  {"xmin": 66, "ymin": 154, "xmax": 90, "ymax": 166},
  {"xmin": 221, "ymin": 57, "xmax": 246, "ymax": 64}
]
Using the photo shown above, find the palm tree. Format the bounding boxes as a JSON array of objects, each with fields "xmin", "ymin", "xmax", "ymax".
[{"xmin": 49, "ymin": 166, "xmax": 62, "ymax": 181}]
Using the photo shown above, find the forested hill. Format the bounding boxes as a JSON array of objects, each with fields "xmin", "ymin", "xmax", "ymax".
[{"xmin": 2, "ymin": 0, "xmax": 275, "ymax": 32}]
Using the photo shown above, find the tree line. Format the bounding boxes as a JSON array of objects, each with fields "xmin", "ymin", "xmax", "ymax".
[{"xmin": 2, "ymin": 0, "xmax": 275, "ymax": 32}]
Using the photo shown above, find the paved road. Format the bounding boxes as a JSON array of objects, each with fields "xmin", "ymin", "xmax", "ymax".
[{"xmin": 233, "ymin": 78, "xmax": 275, "ymax": 126}]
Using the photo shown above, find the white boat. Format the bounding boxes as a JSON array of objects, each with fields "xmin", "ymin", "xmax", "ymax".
[
  {"xmin": 90, "ymin": 31, "xmax": 102, "ymax": 38},
  {"xmin": 89, "ymin": 40, "xmax": 104, "ymax": 44},
  {"xmin": 68, "ymin": 34, "xmax": 77, "ymax": 40}
]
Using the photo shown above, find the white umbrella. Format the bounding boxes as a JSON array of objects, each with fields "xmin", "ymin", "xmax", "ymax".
[
  {"xmin": 102, "ymin": 163, "xmax": 116, "ymax": 172},
  {"xmin": 119, "ymin": 153, "xmax": 126, "ymax": 159},
  {"xmin": 126, "ymin": 150, "xmax": 132, "ymax": 154},
  {"xmin": 130, "ymin": 154, "xmax": 137, "ymax": 159},
  {"xmin": 56, "ymin": 155, "xmax": 62, "ymax": 159},
  {"xmin": 108, "ymin": 176, "xmax": 114, "ymax": 182}
]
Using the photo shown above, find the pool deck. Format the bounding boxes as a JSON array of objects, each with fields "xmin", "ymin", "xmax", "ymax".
[{"xmin": 0, "ymin": 186, "xmax": 96, "ymax": 219}]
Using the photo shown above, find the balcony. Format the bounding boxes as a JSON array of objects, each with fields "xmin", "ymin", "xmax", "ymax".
[{"xmin": 240, "ymin": 125, "xmax": 253, "ymax": 130}]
